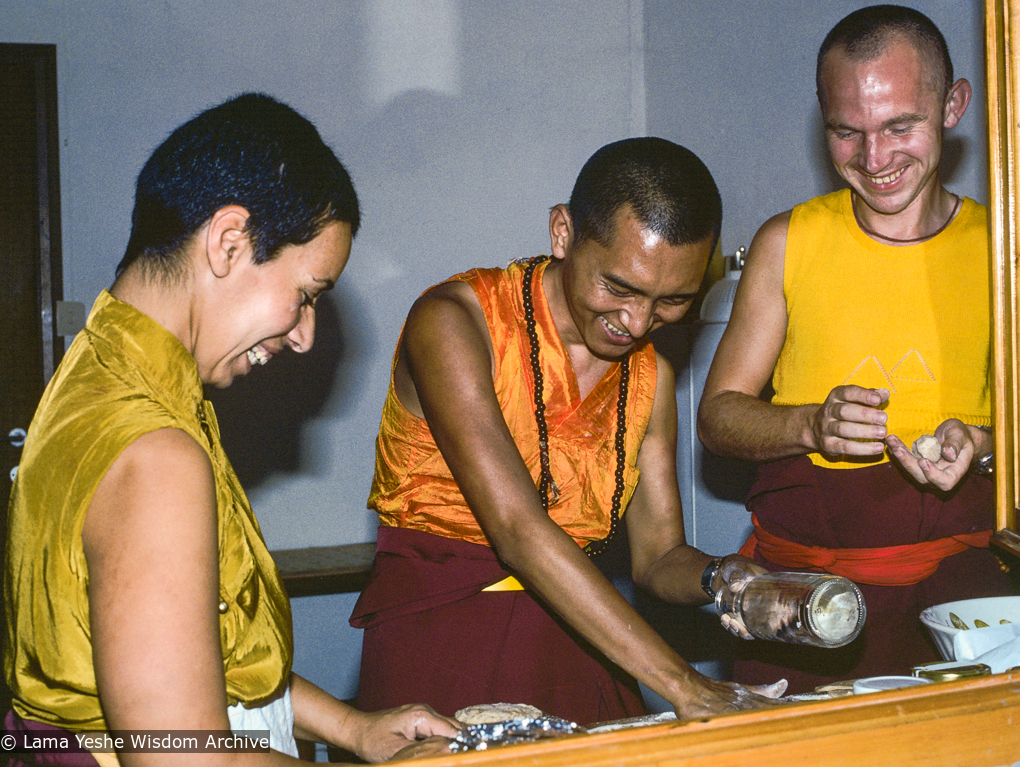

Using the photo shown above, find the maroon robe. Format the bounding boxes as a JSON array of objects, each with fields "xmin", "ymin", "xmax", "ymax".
[
  {"xmin": 350, "ymin": 527, "xmax": 645, "ymax": 725},
  {"xmin": 3, "ymin": 710, "xmax": 101, "ymax": 766},
  {"xmin": 732, "ymin": 456, "xmax": 1012, "ymax": 695}
]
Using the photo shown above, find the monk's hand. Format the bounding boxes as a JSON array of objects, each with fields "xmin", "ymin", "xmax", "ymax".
[
  {"xmin": 352, "ymin": 703, "xmax": 461, "ymax": 763},
  {"xmin": 810, "ymin": 386, "xmax": 889, "ymax": 458},
  {"xmin": 673, "ymin": 674, "xmax": 787, "ymax": 720},
  {"xmin": 715, "ymin": 555, "xmax": 765, "ymax": 640},
  {"xmin": 886, "ymin": 418, "xmax": 974, "ymax": 492}
]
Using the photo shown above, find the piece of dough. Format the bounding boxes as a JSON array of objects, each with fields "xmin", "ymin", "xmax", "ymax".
[
  {"xmin": 911, "ymin": 434, "xmax": 942, "ymax": 462},
  {"xmin": 455, "ymin": 703, "xmax": 545, "ymax": 724}
]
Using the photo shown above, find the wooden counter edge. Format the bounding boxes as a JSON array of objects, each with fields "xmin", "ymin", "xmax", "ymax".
[{"xmin": 417, "ymin": 672, "xmax": 1020, "ymax": 767}]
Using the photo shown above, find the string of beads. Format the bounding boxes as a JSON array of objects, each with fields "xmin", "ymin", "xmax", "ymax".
[
  {"xmin": 521, "ymin": 256, "xmax": 628, "ymax": 557},
  {"xmin": 851, "ymin": 192, "xmax": 960, "ymax": 244}
]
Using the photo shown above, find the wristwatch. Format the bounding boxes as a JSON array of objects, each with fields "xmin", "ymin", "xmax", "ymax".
[
  {"xmin": 701, "ymin": 558, "xmax": 723, "ymax": 599},
  {"xmin": 973, "ymin": 425, "xmax": 994, "ymax": 475},
  {"xmin": 974, "ymin": 451, "xmax": 995, "ymax": 475}
]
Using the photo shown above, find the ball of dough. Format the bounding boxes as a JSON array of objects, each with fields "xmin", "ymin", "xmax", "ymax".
[
  {"xmin": 455, "ymin": 703, "xmax": 545, "ymax": 724},
  {"xmin": 911, "ymin": 434, "xmax": 942, "ymax": 462}
]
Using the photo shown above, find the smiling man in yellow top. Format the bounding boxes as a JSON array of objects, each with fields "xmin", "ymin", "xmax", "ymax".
[{"xmin": 697, "ymin": 4, "xmax": 1011, "ymax": 694}]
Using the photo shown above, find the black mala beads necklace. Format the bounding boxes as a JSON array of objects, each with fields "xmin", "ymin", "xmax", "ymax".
[{"xmin": 521, "ymin": 256, "xmax": 629, "ymax": 557}]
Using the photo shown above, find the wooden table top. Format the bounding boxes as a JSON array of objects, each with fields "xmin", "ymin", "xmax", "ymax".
[{"xmin": 421, "ymin": 671, "xmax": 1020, "ymax": 767}]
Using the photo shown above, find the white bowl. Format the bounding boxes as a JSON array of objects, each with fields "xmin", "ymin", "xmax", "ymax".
[{"xmin": 919, "ymin": 596, "xmax": 1020, "ymax": 661}]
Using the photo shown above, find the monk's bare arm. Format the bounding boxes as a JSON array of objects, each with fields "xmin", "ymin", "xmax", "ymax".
[
  {"xmin": 626, "ymin": 354, "xmax": 766, "ymax": 642},
  {"xmin": 625, "ymin": 352, "xmax": 715, "ymax": 604},
  {"xmin": 401, "ymin": 284, "xmax": 780, "ymax": 717},
  {"xmin": 696, "ymin": 212, "xmax": 889, "ymax": 462}
]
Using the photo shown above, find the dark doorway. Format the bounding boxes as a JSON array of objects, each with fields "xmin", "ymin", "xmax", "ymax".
[{"xmin": 0, "ymin": 43, "xmax": 63, "ymax": 714}]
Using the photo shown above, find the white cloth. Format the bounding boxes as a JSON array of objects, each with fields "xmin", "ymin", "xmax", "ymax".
[
  {"xmin": 952, "ymin": 623, "xmax": 1020, "ymax": 673},
  {"xmin": 227, "ymin": 685, "xmax": 299, "ymax": 758}
]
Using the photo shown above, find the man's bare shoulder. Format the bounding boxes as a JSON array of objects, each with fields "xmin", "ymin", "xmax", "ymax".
[
  {"xmin": 747, "ymin": 209, "xmax": 792, "ymax": 262},
  {"xmin": 406, "ymin": 279, "xmax": 487, "ymax": 339},
  {"xmin": 758, "ymin": 208, "xmax": 793, "ymax": 232},
  {"xmin": 397, "ymin": 276, "xmax": 496, "ymax": 416},
  {"xmin": 651, "ymin": 349, "xmax": 676, "ymax": 390}
]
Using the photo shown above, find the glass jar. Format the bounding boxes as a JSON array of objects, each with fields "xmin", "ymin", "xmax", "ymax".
[{"xmin": 715, "ymin": 571, "xmax": 866, "ymax": 647}]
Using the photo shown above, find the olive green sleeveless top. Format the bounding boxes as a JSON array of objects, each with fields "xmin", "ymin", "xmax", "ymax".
[{"xmin": 5, "ymin": 290, "xmax": 293, "ymax": 730}]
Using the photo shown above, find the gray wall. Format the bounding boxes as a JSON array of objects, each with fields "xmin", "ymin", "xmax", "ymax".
[
  {"xmin": 1, "ymin": 0, "xmax": 986, "ymax": 706},
  {"xmin": 1, "ymin": 0, "xmax": 645, "ymax": 551},
  {"xmin": 1, "ymin": 0, "xmax": 644, "ymax": 707},
  {"xmin": 646, "ymin": 0, "xmax": 987, "ymax": 260}
]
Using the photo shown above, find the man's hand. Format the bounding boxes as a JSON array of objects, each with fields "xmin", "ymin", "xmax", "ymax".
[
  {"xmin": 809, "ymin": 385, "xmax": 889, "ymax": 458},
  {"xmin": 673, "ymin": 674, "xmax": 787, "ymax": 719},
  {"xmin": 713, "ymin": 554, "xmax": 767, "ymax": 640},
  {"xmin": 886, "ymin": 418, "xmax": 978, "ymax": 492},
  {"xmin": 351, "ymin": 704, "xmax": 461, "ymax": 763}
]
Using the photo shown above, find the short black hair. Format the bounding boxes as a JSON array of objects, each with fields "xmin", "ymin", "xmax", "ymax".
[
  {"xmin": 568, "ymin": 137, "xmax": 722, "ymax": 251},
  {"xmin": 817, "ymin": 5, "xmax": 953, "ymax": 102},
  {"xmin": 117, "ymin": 92, "xmax": 360, "ymax": 281}
]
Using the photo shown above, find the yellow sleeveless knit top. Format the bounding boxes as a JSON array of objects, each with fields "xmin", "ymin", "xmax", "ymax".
[
  {"xmin": 5, "ymin": 291, "xmax": 293, "ymax": 730},
  {"xmin": 774, "ymin": 190, "xmax": 991, "ymax": 469}
]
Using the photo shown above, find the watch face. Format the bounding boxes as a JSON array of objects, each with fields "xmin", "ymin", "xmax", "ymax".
[{"xmin": 702, "ymin": 559, "xmax": 721, "ymax": 597}]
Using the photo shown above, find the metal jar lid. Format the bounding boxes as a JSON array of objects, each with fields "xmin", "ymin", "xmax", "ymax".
[
  {"xmin": 911, "ymin": 662, "xmax": 991, "ymax": 682},
  {"xmin": 803, "ymin": 577, "xmax": 867, "ymax": 647}
]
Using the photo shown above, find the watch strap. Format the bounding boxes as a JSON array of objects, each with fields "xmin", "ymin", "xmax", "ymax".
[
  {"xmin": 701, "ymin": 558, "xmax": 722, "ymax": 599},
  {"xmin": 973, "ymin": 425, "xmax": 994, "ymax": 475}
]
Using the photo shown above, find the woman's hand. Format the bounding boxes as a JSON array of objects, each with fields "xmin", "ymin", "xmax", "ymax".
[
  {"xmin": 389, "ymin": 735, "xmax": 459, "ymax": 762},
  {"xmin": 349, "ymin": 704, "xmax": 461, "ymax": 763}
]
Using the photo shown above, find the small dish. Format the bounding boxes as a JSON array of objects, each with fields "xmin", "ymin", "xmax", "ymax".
[{"xmin": 852, "ymin": 676, "xmax": 932, "ymax": 695}]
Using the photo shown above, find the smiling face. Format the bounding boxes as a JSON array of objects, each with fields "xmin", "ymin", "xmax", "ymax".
[
  {"xmin": 201, "ymin": 220, "xmax": 352, "ymax": 388},
  {"xmin": 819, "ymin": 36, "xmax": 956, "ymax": 220},
  {"xmin": 555, "ymin": 205, "xmax": 712, "ymax": 360}
]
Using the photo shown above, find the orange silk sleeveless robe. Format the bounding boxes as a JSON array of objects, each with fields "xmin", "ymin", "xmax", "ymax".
[{"xmin": 368, "ymin": 258, "xmax": 658, "ymax": 548}]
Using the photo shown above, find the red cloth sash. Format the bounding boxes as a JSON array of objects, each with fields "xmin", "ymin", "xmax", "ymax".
[{"xmin": 739, "ymin": 514, "xmax": 992, "ymax": 587}]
